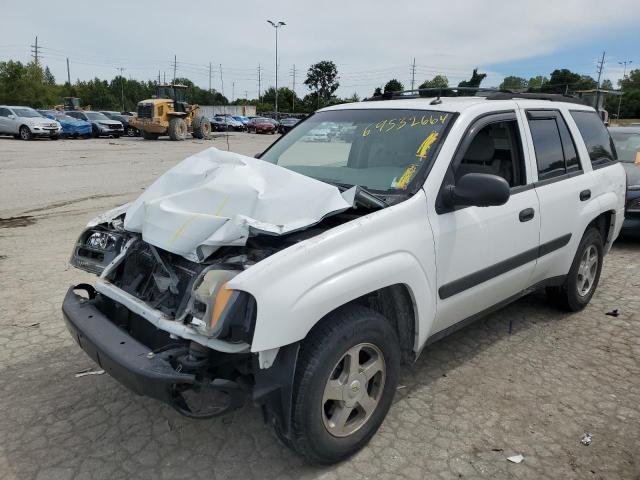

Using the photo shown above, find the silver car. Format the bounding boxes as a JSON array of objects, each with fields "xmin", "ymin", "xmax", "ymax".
[
  {"xmin": 65, "ymin": 110, "xmax": 124, "ymax": 138},
  {"xmin": 0, "ymin": 106, "xmax": 62, "ymax": 140}
]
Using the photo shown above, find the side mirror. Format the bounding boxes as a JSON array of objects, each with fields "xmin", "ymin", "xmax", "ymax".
[
  {"xmin": 8, "ymin": 114, "xmax": 16, "ymax": 119},
  {"xmin": 254, "ymin": 153, "xmax": 262, "ymax": 159},
  {"xmin": 445, "ymin": 173, "xmax": 510, "ymax": 208}
]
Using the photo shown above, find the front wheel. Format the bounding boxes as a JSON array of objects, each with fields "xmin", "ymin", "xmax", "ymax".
[
  {"xmin": 168, "ymin": 117, "xmax": 187, "ymax": 141},
  {"xmin": 283, "ymin": 305, "xmax": 400, "ymax": 464},
  {"xmin": 546, "ymin": 227, "xmax": 603, "ymax": 311},
  {"xmin": 19, "ymin": 126, "xmax": 33, "ymax": 140}
]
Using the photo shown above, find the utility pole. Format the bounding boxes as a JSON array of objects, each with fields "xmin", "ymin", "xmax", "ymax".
[
  {"xmin": 66, "ymin": 57, "xmax": 71, "ymax": 86},
  {"xmin": 117, "ymin": 67, "xmax": 126, "ymax": 112},
  {"xmin": 267, "ymin": 20, "xmax": 286, "ymax": 119},
  {"xmin": 412, "ymin": 57, "xmax": 417, "ymax": 90},
  {"xmin": 291, "ymin": 64, "xmax": 297, "ymax": 112},
  {"xmin": 232, "ymin": 82, "xmax": 235, "ymax": 102},
  {"xmin": 30, "ymin": 36, "xmax": 41, "ymax": 66},
  {"xmin": 209, "ymin": 62, "xmax": 212, "ymax": 92},
  {"xmin": 616, "ymin": 60, "xmax": 632, "ymax": 121},
  {"xmin": 219, "ymin": 64, "xmax": 225, "ymax": 98},
  {"xmin": 158, "ymin": 71, "xmax": 161, "ymax": 84},
  {"xmin": 172, "ymin": 55, "xmax": 177, "ymax": 83},
  {"xmin": 257, "ymin": 64, "xmax": 262, "ymax": 102},
  {"xmin": 595, "ymin": 51, "xmax": 606, "ymax": 114}
]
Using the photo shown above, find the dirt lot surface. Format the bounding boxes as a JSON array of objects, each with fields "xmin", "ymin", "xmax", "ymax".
[{"xmin": 0, "ymin": 134, "xmax": 638, "ymax": 480}]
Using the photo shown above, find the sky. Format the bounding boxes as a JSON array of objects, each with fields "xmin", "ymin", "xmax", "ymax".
[{"xmin": 1, "ymin": 0, "xmax": 639, "ymax": 101}]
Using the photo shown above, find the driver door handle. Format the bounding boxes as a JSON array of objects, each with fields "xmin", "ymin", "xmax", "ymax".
[{"xmin": 519, "ymin": 208, "xmax": 535, "ymax": 222}]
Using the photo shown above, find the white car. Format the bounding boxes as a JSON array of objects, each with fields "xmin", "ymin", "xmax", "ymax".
[
  {"xmin": 0, "ymin": 105, "xmax": 62, "ymax": 140},
  {"xmin": 63, "ymin": 92, "xmax": 625, "ymax": 464}
]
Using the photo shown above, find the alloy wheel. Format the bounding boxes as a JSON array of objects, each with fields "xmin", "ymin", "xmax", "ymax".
[
  {"xmin": 577, "ymin": 244, "xmax": 598, "ymax": 297},
  {"xmin": 321, "ymin": 343, "xmax": 386, "ymax": 438}
]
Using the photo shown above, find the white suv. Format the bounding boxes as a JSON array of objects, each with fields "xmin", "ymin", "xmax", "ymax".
[
  {"xmin": 63, "ymin": 92, "xmax": 626, "ymax": 464},
  {"xmin": 0, "ymin": 105, "xmax": 62, "ymax": 140}
]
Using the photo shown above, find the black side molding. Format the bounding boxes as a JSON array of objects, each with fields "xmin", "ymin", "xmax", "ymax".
[{"xmin": 438, "ymin": 234, "xmax": 572, "ymax": 300}]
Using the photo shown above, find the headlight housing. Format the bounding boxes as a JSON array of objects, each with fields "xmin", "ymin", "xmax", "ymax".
[
  {"xmin": 189, "ymin": 270, "xmax": 256, "ymax": 342},
  {"xmin": 70, "ymin": 228, "xmax": 128, "ymax": 275}
]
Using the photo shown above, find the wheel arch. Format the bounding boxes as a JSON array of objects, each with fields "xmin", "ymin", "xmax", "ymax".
[{"xmin": 585, "ymin": 209, "xmax": 616, "ymax": 253}]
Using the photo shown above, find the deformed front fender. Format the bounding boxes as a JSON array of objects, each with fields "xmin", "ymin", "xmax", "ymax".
[{"xmin": 228, "ymin": 190, "xmax": 437, "ymax": 353}]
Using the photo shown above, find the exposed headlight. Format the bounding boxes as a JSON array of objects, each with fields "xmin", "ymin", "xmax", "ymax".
[
  {"xmin": 189, "ymin": 270, "xmax": 255, "ymax": 341},
  {"xmin": 70, "ymin": 228, "xmax": 129, "ymax": 275}
]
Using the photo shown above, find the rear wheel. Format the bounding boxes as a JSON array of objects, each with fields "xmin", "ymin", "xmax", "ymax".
[
  {"xmin": 283, "ymin": 305, "xmax": 400, "ymax": 464},
  {"xmin": 126, "ymin": 127, "xmax": 136, "ymax": 137},
  {"xmin": 192, "ymin": 115, "xmax": 211, "ymax": 139},
  {"xmin": 141, "ymin": 130, "xmax": 159, "ymax": 140},
  {"xmin": 19, "ymin": 126, "xmax": 33, "ymax": 140},
  {"xmin": 546, "ymin": 227, "xmax": 603, "ymax": 311},
  {"xmin": 168, "ymin": 117, "xmax": 188, "ymax": 141}
]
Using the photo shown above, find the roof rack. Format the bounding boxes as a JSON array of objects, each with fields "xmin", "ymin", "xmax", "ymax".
[
  {"xmin": 364, "ymin": 87, "xmax": 505, "ymax": 102},
  {"xmin": 485, "ymin": 92, "xmax": 585, "ymax": 105},
  {"xmin": 364, "ymin": 87, "xmax": 586, "ymax": 106}
]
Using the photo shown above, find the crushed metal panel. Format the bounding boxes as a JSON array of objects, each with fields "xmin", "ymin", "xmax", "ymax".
[{"xmin": 120, "ymin": 148, "xmax": 352, "ymax": 262}]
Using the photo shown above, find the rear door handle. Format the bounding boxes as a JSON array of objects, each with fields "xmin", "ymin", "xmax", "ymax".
[
  {"xmin": 519, "ymin": 208, "xmax": 535, "ymax": 222},
  {"xmin": 580, "ymin": 189, "xmax": 591, "ymax": 201}
]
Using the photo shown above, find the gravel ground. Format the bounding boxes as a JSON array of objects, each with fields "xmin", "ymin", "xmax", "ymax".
[{"xmin": 0, "ymin": 134, "xmax": 638, "ymax": 480}]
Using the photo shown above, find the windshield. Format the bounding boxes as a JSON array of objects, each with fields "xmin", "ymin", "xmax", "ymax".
[
  {"xmin": 260, "ymin": 109, "xmax": 452, "ymax": 191},
  {"xmin": 55, "ymin": 115, "xmax": 77, "ymax": 122},
  {"xmin": 85, "ymin": 112, "xmax": 109, "ymax": 121},
  {"xmin": 14, "ymin": 108, "xmax": 42, "ymax": 118},
  {"xmin": 610, "ymin": 130, "xmax": 640, "ymax": 163}
]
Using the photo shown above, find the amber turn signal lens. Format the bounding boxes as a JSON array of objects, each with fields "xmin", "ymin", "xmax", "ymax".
[{"xmin": 210, "ymin": 283, "xmax": 234, "ymax": 328}]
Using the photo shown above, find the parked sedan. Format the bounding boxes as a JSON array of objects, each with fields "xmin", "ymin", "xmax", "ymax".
[
  {"xmin": 39, "ymin": 111, "xmax": 92, "ymax": 138},
  {"xmin": 609, "ymin": 126, "xmax": 640, "ymax": 235},
  {"xmin": 247, "ymin": 117, "xmax": 277, "ymax": 134},
  {"xmin": 66, "ymin": 111, "xmax": 124, "ymax": 138},
  {"xmin": 232, "ymin": 115, "xmax": 250, "ymax": 127},
  {"xmin": 100, "ymin": 111, "xmax": 139, "ymax": 137},
  {"xmin": 0, "ymin": 106, "xmax": 62, "ymax": 140},
  {"xmin": 210, "ymin": 116, "xmax": 244, "ymax": 132},
  {"xmin": 278, "ymin": 117, "xmax": 299, "ymax": 134}
]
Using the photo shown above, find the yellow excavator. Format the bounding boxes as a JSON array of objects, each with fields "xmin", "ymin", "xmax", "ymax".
[
  {"xmin": 129, "ymin": 84, "xmax": 211, "ymax": 140},
  {"xmin": 53, "ymin": 97, "xmax": 89, "ymax": 111}
]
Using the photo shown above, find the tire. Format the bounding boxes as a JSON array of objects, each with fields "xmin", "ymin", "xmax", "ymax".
[
  {"xmin": 192, "ymin": 115, "xmax": 211, "ymax": 139},
  {"xmin": 546, "ymin": 227, "xmax": 603, "ymax": 311},
  {"xmin": 285, "ymin": 305, "xmax": 400, "ymax": 464},
  {"xmin": 141, "ymin": 130, "xmax": 159, "ymax": 140},
  {"xmin": 91, "ymin": 126, "xmax": 99, "ymax": 138},
  {"xmin": 19, "ymin": 126, "xmax": 33, "ymax": 140},
  {"xmin": 126, "ymin": 127, "xmax": 136, "ymax": 137},
  {"xmin": 168, "ymin": 117, "xmax": 188, "ymax": 141}
]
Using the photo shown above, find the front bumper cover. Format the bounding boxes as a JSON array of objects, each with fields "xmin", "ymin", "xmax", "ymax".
[{"xmin": 62, "ymin": 284, "xmax": 245, "ymax": 416}]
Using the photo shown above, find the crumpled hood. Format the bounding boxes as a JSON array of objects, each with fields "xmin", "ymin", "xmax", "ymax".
[{"xmin": 121, "ymin": 147, "xmax": 353, "ymax": 262}]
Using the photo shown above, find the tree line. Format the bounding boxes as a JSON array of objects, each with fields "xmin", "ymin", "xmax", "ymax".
[{"xmin": 1, "ymin": 59, "xmax": 639, "ymax": 118}]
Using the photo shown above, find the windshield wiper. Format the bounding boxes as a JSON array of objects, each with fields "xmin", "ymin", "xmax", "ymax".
[{"xmin": 321, "ymin": 179, "xmax": 389, "ymax": 209}]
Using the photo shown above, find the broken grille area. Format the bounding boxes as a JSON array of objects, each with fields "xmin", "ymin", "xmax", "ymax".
[{"xmin": 107, "ymin": 241, "xmax": 205, "ymax": 318}]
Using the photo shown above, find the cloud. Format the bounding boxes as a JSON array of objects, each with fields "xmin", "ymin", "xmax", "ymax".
[{"xmin": 3, "ymin": 0, "xmax": 639, "ymax": 98}]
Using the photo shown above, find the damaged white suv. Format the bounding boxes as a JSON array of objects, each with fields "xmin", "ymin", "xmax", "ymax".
[{"xmin": 63, "ymin": 92, "xmax": 626, "ymax": 464}]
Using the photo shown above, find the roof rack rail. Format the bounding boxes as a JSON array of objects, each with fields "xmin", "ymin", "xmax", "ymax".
[
  {"xmin": 364, "ymin": 87, "xmax": 508, "ymax": 102},
  {"xmin": 485, "ymin": 92, "xmax": 586, "ymax": 105}
]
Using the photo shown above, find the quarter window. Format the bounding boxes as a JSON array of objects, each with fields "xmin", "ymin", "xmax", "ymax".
[{"xmin": 570, "ymin": 110, "xmax": 617, "ymax": 166}]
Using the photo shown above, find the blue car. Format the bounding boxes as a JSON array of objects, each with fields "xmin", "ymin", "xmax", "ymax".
[{"xmin": 39, "ymin": 110, "xmax": 92, "ymax": 138}]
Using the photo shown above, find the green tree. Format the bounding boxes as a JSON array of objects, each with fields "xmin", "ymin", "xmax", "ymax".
[
  {"xmin": 600, "ymin": 79, "xmax": 614, "ymax": 90},
  {"xmin": 526, "ymin": 75, "xmax": 549, "ymax": 91},
  {"xmin": 262, "ymin": 87, "xmax": 299, "ymax": 113},
  {"xmin": 458, "ymin": 68, "xmax": 487, "ymax": 91},
  {"xmin": 372, "ymin": 87, "xmax": 382, "ymax": 97},
  {"xmin": 383, "ymin": 79, "xmax": 404, "ymax": 94},
  {"xmin": 418, "ymin": 75, "xmax": 448, "ymax": 97},
  {"xmin": 304, "ymin": 61, "xmax": 339, "ymax": 107},
  {"xmin": 542, "ymin": 69, "xmax": 597, "ymax": 94},
  {"xmin": 616, "ymin": 69, "xmax": 640, "ymax": 119},
  {"xmin": 499, "ymin": 75, "xmax": 527, "ymax": 91}
]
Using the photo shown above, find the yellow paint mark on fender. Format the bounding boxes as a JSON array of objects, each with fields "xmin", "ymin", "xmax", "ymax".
[
  {"xmin": 395, "ymin": 164, "xmax": 418, "ymax": 190},
  {"xmin": 416, "ymin": 131, "xmax": 439, "ymax": 160}
]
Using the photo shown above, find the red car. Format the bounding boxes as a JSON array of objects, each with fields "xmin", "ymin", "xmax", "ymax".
[{"xmin": 248, "ymin": 117, "xmax": 277, "ymax": 134}]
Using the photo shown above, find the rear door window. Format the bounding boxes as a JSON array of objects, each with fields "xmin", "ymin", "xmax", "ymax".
[
  {"xmin": 570, "ymin": 110, "xmax": 617, "ymax": 167},
  {"xmin": 527, "ymin": 110, "xmax": 582, "ymax": 181}
]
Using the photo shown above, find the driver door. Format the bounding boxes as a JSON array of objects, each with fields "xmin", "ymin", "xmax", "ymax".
[{"xmin": 429, "ymin": 111, "xmax": 540, "ymax": 333}]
